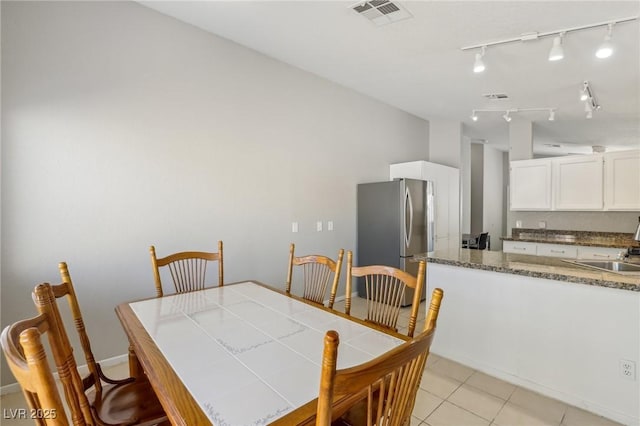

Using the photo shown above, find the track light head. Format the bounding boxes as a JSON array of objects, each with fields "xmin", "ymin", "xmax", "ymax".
[
  {"xmin": 595, "ymin": 23, "xmax": 614, "ymax": 58},
  {"xmin": 473, "ymin": 46, "xmax": 486, "ymax": 73},
  {"xmin": 503, "ymin": 112, "xmax": 512, "ymax": 122},
  {"xmin": 548, "ymin": 33, "xmax": 565, "ymax": 61},
  {"xmin": 581, "ymin": 82, "xmax": 600, "ymax": 115},
  {"xmin": 580, "ymin": 89, "xmax": 588, "ymax": 101},
  {"xmin": 471, "ymin": 112, "xmax": 478, "ymax": 121}
]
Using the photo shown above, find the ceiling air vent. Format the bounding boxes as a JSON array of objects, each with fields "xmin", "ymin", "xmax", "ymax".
[
  {"xmin": 351, "ymin": 0, "xmax": 413, "ymax": 26},
  {"xmin": 483, "ymin": 93, "xmax": 509, "ymax": 100}
]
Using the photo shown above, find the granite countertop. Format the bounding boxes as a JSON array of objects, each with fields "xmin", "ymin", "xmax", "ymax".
[{"xmin": 413, "ymin": 249, "xmax": 640, "ymax": 292}]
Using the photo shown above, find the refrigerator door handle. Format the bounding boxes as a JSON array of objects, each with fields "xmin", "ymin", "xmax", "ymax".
[{"xmin": 404, "ymin": 186, "xmax": 413, "ymax": 248}]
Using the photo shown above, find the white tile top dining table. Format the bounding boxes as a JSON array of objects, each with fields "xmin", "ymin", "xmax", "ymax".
[{"xmin": 115, "ymin": 281, "xmax": 408, "ymax": 426}]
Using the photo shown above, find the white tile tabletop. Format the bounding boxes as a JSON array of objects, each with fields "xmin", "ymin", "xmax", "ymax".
[{"xmin": 129, "ymin": 281, "xmax": 405, "ymax": 425}]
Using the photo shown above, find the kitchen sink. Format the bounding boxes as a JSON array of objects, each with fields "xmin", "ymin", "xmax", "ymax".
[{"xmin": 564, "ymin": 260, "xmax": 640, "ymax": 275}]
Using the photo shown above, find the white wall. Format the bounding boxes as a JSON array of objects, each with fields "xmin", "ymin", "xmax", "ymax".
[
  {"xmin": 428, "ymin": 264, "xmax": 640, "ymax": 426},
  {"xmin": 470, "ymin": 144, "xmax": 484, "ymax": 235},
  {"xmin": 508, "ymin": 119, "xmax": 533, "ymax": 161},
  {"xmin": 460, "ymin": 137, "xmax": 471, "ymax": 234},
  {"xmin": 482, "ymin": 145, "xmax": 504, "ymax": 250},
  {"xmin": 428, "ymin": 119, "xmax": 462, "ymax": 168},
  {"xmin": 0, "ymin": 1, "xmax": 428, "ymax": 385}
]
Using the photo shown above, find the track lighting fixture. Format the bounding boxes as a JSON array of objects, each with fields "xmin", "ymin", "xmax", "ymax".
[
  {"xmin": 580, "ymin": 81, "xmax": 600, "ymax": 118},
  {"xmin": 462, "ymin": 16, "xmax": 636, "ymax": 70},
  {"xmin": 548, "ymin": 33, "xmax": 565, "ymax": 61},
  {"xmin": 470, "ymin": 108, "xmax": 557, "ymax": 123},
  {"xmin": 473, "ymin": 46, "xmax": 486, "ymax": 73},
  {"xmin": 595, "ymin": 23, "xmax": 615, "ymax": 58}
]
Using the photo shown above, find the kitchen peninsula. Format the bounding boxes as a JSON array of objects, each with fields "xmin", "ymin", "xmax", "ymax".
[{"xmin": 415, "ymin": 249, "xmax": 640, "ymax": 425}]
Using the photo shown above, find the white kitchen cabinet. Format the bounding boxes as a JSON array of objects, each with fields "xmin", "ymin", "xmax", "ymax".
[
  {"xmin": 536, "ymin": 243, "xmax": 578, "ymax": 259},
  {"xmin": 510, "ymin": 150, "xmax": 639, "ymax": 212},
  {"xmin": 390, "ymin": 161, "xmax": 460, "ymax": 251},
  {"xmin": 577, "ymin": 246, "xmax": 625, "ymax": 260},
  {"xmin": 510, "ymin": 159, "xmax": 552, "ymax": 210},
  {"xmin": 604, "ymin": 150, "xmax": 640, "ymax": 210},
  {"xmin": 502, "ymin": 241, "xmax": 537, "ymax": 255},
  {"xmin": 552, "ymin": 155, "xmax": 603, "ymax": 210}
]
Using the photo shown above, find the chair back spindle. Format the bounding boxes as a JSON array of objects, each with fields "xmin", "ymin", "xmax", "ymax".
[{"xmin": 56, "ymin": 263, "xmax": 103, "ymax": 394}]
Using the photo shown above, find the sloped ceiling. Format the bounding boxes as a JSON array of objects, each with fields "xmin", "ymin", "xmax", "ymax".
[{"xmin": 139, "ymin": 1, "xmax": 640, "ymax": 154}]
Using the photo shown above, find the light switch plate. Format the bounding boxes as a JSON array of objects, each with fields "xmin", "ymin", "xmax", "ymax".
[
  {"xmin": 327, "ymin": 221, "xmax": 334, "ymax": 231},
  {"xmin": 316, "ymin": 221, "xmax": 323, "ymax": 232},
  {"xmin": 292, "ymin": 222, "xmax": 298, "ymax": 233}
]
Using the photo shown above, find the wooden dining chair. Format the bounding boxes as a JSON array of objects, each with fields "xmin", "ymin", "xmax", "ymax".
[
  {"xmin": 317, "ymin": 288, "xmax": 444, "ymax": 426},
  {"xmin": 1, "ymin": 313, "xmax": 72, "ymax": 426},
  {"xmin": 286, "ymin": 243, "xmax": 345, "ymax": 307},
  {"xmin": 150, "ymin": 240, "xmax": 223, "ymax": 297},
  {"xmin": 344, "ymin": 251, "xmax": 426, "ymax": 337},
  {"xmin": 32, "ymin": 277, "xmax": 167, "ymax": 426}
]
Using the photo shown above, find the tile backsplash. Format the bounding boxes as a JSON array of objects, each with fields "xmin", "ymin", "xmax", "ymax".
[
  {"xmin": 511, "ymin": 228, "xmax": 639, "ymax": 247},
  {"xmin": 507, "ymin": 211, "xmax": 640, "ymax": 235}
]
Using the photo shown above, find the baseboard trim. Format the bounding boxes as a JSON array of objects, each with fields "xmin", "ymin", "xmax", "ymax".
[{"xmin": 1, "ymin": 353, "xmax": 128, "ymax": 396}]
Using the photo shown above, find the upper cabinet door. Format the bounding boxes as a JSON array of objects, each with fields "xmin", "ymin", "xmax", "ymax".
[
  {"xmin": 510, "ymin": 159, "xmax": 552, "ymax": 210},
  {"xmin": 552, "ymin": 154, "xmax": 603, "ymax": 210},
  {"xmin": 604, "ymin": 150, "xmax": 640, "ymax": 210}
]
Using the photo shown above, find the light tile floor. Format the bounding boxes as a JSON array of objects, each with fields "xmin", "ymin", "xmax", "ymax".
[{"xmin": 0, "ymin": 297, "xmax": 625, "ymax": 426}]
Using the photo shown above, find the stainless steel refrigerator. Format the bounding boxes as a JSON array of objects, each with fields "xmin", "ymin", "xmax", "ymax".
[{"xmin": 356, "ymin": 179, "xmax": 434, "ymax": 306}]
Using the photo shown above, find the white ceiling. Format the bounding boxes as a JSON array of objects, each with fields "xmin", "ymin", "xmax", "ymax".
[{"xmin": 139, "ymin": 1, "xmax": 640, "ymax": 155}]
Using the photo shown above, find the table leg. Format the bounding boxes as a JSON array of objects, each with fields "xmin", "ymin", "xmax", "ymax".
[{"xmin": 128, "ymin": 343, "xmax": 144, "ymax": 379}]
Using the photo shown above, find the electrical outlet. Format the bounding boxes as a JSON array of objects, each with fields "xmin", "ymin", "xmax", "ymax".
[
  {"xmin": 291, "ymin": 222, "xmax": 298, "ymax": 233},
  {"xmin": 327, "ymin": 221, "xmax": 334, "ymax": 231},
  {"xmin": 620, "ymin": 359, "xmax": 636, "ymax": 381}
]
